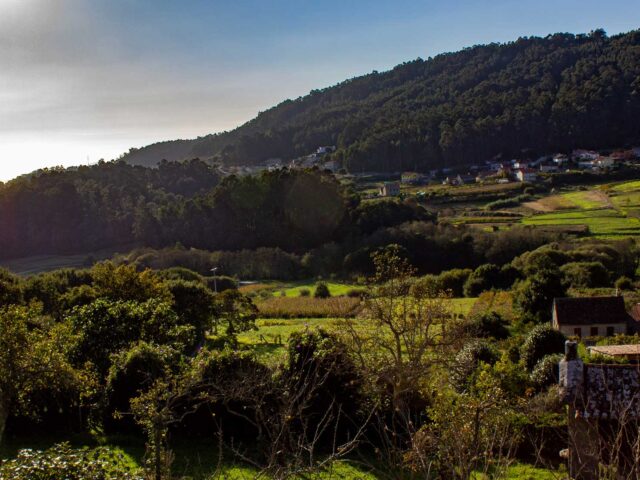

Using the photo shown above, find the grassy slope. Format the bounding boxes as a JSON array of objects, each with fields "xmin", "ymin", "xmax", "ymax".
[{"xmin": 521, "ymin": 180, "xmax": 640, "ymax": 237}]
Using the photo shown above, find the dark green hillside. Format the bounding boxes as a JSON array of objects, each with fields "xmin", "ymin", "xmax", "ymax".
[{"xmin": 123, "ymin": 29, "xmax": 640, "ymax": 171}]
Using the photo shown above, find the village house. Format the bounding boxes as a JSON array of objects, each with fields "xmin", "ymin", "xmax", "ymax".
[
  {"xmin": 515, "ymin": 168, "xmax": 537, "ymax": 182},
  {"xmin": 378, "ymin": 181, "xmax": 400, "ymax": 197},
  {"xmin": 595, "ymin": 156, "xmax": 615, "ymax": 168},
  {"xmin": 539, "ymin": 164, "xmax": 559, "ymax": 173},
  {"xmin": 512, "ymin": 160, "xmax": 528, "ymax": 169},
  {"xmin": 572, "ymin": 149, "xmax": 599, "ymax": 161},
  {"xmin": 551, "ymin": 296, "xmax": 634, "ymax": 338}
]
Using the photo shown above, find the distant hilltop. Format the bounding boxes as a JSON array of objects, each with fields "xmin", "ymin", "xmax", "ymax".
[{"xmin": 121, "ymin": 28, "xmax": 640, "ymax": 173}]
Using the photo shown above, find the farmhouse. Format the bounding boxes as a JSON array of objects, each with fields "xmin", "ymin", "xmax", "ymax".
[
  {"xmin": 551, "ymin": 296, "xmax": 633, "ymax": 337},
  {"xmin": 515, "ymin": 168, "xmax": 537, "ymax": 182},
  {"xmin": 378, "ymin": 181, "xmax": 400, "ymax": 197}
]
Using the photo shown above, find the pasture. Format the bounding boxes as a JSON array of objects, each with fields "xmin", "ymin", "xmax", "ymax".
[{"xmin": 519, "ymin": 179, "xmax": 640, "ymax": 237}]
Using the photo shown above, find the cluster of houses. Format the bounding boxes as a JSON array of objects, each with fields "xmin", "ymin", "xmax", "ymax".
[{"xmin": 391, "ymin": 147, "xmax": 640, "ymax": 191}]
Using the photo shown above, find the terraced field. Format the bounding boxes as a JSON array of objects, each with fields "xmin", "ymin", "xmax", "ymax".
[{"xmin": 521, "ymin": 180, "xmax": 640, "ymax": 237}]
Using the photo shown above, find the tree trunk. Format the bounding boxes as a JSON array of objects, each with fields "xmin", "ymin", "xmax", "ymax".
[{"xmin": 0, "ymin": 396, "xmax": 10, "ymax": 447}]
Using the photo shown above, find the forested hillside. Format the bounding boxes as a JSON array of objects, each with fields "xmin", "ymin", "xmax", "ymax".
[{"xmin": 123, "ymin": 29, "xmax": 640, "ymax": 171}]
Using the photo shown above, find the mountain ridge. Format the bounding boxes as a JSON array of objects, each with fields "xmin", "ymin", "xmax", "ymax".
[{"xmin": 121, "ymin": 29, "xmax": 640, "ymax": 171}]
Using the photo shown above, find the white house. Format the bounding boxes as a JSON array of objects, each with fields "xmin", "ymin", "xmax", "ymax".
[
  {"xmin": 379, "ymin": 181, "xmax": 400, "ymax": 197},
  {"xmin": 540, "ymin": 164, "xmax": 559, "ymax": 173},
  {"xmin": 516, "ymin": 168, "xmax": 538, "ymax": 182}
]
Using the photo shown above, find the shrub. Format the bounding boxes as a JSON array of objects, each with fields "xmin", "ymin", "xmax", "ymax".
[
  {"xmin": 0, "ymin": 443, "xmax": 142, "ymax": 479},
  {"xmin": 299, "ymin": 288, "xmax": 311, "ymax": 297},
  {"xmin": 466, "ymin": 311, "xmax": 510, "ymax": 340},
  {"xmin": 521, "ymin": 325, "xmax": 566, "ymax": 371},
  {"xmin": 203, "ymin": 275, "xmax": 237, "ymax": 293},
  {"xmin": 530, "ymin": 353, "xmax": 563, "ymax": 390},
  {"xmin": 450, "ymin": 340, "xmax": 498, "ymax": 392},
  {"xmin": 409, "ymin": 274, "xmax": 441, "ymax": 297},
  {"xmin": 104, "ymin": 342, "xmax": 179, "ymax": 433},
  {"xmin": 615, "ymin": 276, "xmax": 634, "ymax": 291},
  {"xmin": 513, "ymin": 270, "xmax": 567, "ymax": 324},
  {"xmin": 463, "ymin": 264, "xmax": 502, "ymax": 297},
  {"xmin": 561, "ymin": 261, "xmax": 609, "ymax": 288},
  {"xmin": 438, "ymin": 268, "xmax": 473, "ymax": 297},
  {"xmin": 314, "ymin": 281, "xmax": 331, "ymax": 298}
]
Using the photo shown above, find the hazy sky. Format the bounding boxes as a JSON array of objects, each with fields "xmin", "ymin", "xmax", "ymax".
[{"xmin": 1, "ymin": 0, "xmax": 639, "ymax": 181}]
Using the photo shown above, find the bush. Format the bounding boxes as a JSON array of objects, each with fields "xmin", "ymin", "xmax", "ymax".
[
  {"xmin": 530, "ymin": 353, "xmax": 563, "ymax": 390},
  {"xmin": 438, "ymin": 268, "xmax": 473, "ymax": 297},
  {"xmin": 0, "ymin": 443, "xmax": 142, "ymax": 479},
  {"xmin": 561, "ymin": 261, "xmax": 610, "ymax": 288},
  {"xmin": 463, "ymin": 264, "xmax": 502, "ymax": 297},
  {"xmin": 104, "ymin": 342, "xmax": 179, "ymax": 433},
  {"xmin": 521, "ymin": 325, "xmax": 566, "ymax": 371},
  {"xmin": 203, "ymin": 275, "xmax": 237, "ymax": 293},
  {"xmin": 615, "ymin": 276, "xmax": 634, "ymax": 291},
  {"xmin": 409, "ymin": 274, "xmax": 441, "ymax": 297},
  {"xmin": 466, "ymin": 311, "xmax": 510, "ymax": 340},
  {"xmin": 299, "ymin": 288, "xmax": 311, "ymax": 297},
  {"xmin": 314, "ymin": 281, "xmax": 331, "ymax": 298},
  {"xmin": 450, "ymin": 340, "xmax": 498, "ymax": 392}
]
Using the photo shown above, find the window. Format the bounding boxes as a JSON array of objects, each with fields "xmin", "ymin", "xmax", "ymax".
[
  {"xmin": 607, "ymin": 326, "xmax": 615, "ymax": 337},
  {"xmin": 590, "ymin": 327, "xmax": 599, "ymax": 336},
  {"xmin": 574, "ymin": 327, "xmax": 582, "ymax": 337}
]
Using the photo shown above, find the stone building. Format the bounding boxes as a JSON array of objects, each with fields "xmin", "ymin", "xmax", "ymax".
[{"xmin": 559, "ymin": 341, "xmax": 640, "ymax": 479}]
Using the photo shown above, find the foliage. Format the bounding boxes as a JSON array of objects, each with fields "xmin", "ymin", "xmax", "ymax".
[
  {"xmin": 560, "ymin": 261, "xmax": 610, "ymax": 288},
  {"xmin": 466, "ymin": 311, "xmax": 510, "ymax": 340},
  {"xmin": 213, "ymin": 289, "xmax": 258, "ymax": 337},
  {"xmin": 0, "ymin": 443, "xmax": 142, "ymax": 480},
  {"xmin": 615, "ymin": 275, "xmax": 634, "ymax": 290},
  {"xmin": 124, "ymin": 30, "xmax": 640, "ymax": 179},
  {"xmin": 70, "ymin": 298, "xmax": 193, "ymax": 374},
  {"xmin": 450, "ymin": 340, "xmax": 499, "ymax": 393},
  {"xmin": 0, "ymin": 306, "xmax": 93, "ymax": 443},
  {"xmin": 314, "ymin": 281, "xmax": 331, "ymax": 298},
  {"xmin": 521, "ymin": 325, "xmax": 566, "ymax": 371},
  {"xmin": 530, "ymin": 354, "xmax": 563, "ymax": 391},
  {"xmin": 513, "ymin": 270, "xmax": 567, "ymax": 324}
]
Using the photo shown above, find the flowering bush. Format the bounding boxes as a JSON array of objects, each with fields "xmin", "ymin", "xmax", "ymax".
[{"xmin": 0, "ymin": 443, "xmax": 142, "ymax": 480}]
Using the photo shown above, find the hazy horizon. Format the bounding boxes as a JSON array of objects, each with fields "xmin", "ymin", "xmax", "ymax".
[{"xmin": 1, "ymin": 0, "xmax": 640, "ymax": 182}]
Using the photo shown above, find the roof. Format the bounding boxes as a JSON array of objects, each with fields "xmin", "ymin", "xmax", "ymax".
[
  {"xmin": 588, "ymin": 345, "xmax": 640, "ymax": 357},
  {"xmin": 553, "ymin": 296, "xmax": 632, "ymax": 326}
]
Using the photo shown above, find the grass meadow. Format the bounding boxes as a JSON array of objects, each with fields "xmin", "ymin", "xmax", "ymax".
[{"xmin": 520, "ymin": 180, "xmax": 640, "ymax": 237}]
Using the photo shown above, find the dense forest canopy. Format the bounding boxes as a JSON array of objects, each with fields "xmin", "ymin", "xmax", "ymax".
[{"xmin": 122, "ymin": 29, "xmax": 640, "ymax": 171}]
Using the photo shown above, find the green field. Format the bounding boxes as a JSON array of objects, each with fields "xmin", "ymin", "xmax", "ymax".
[
  {"xmin": 238, "ymin": 297, "xmax": 478, "ymax": 363},
  {"xmin": 272, "ymin": 281, "xmax": 359, "ymax": 297},
  {"xmin": 520, "ymin": 180, "xmax": 640, "ymax": 237}
]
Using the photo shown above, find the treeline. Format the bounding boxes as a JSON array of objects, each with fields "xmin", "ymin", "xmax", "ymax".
[
  {"xmin": 0, "ymin": 165, "xmax": 358, "ymax": 259},
  {"xmin": 117, "ymin": 224, "xmax": 564, "ymax": 280},
  {"xmin": 0, "ymin": 159, "xmax": 221, "ymax": 259},
  {"xmin": 123, "ymin": 29, "xmax": 640, "ymax": 171}
]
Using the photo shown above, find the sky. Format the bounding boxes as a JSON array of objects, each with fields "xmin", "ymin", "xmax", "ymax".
[{"xmin": 0, "ymin": 0, "xmax": 639, "ymax": 181}]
